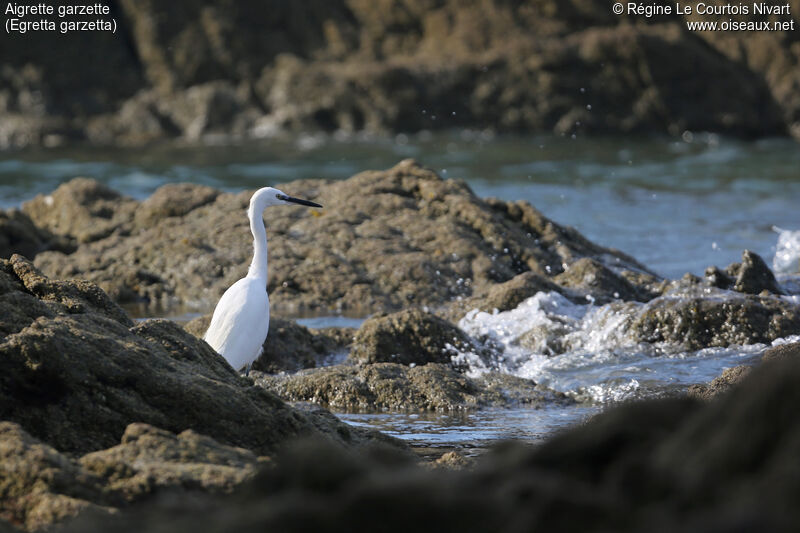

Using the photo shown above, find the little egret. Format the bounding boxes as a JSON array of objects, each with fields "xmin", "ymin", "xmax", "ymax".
[{"xmin": 204, "ymin": 187, "xmax": 322, "ymax": 374}]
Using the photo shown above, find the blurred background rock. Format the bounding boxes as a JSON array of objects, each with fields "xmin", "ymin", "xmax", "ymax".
[{"xmin": 2, "ymin": 0, "xmax": 799, "ymax": 149}]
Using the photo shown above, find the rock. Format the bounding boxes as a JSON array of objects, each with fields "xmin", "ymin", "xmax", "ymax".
[
  {"xmin": 687, "ymin": 365, "xmax": 752, "ymax": 401},
  {"xmin": 31, "ymin": 162, "xmax": 650, "ymax": 314},
  {"xmin": 0, "ymin": 421, "xmax": 113, "ymax": 531},
  {"xmin": 0, "ymin": 255, "xmax": 398, "ymax": 456},
  {"xmin": 0, "ymin": 421, "xmax": 262, "ymax": 531},
  {"xmin": 703, "ymin": 250, "xmax": 784, "ymax": 295},
  {"xmin": 554, "ymin": 257, "xmax": 656, "ymax": 303},
  {"xmin": 54, "ymin": 353, "xmax": 800, "ymax": 532},
  {"xmin": 22, "ymin": 178, "xmax": 138, "ymax": 244},
  {"xmin": 0, "ymin": 209, "xmax": 75, "ymax": 260},
  {"xmin": 349, "ymin": 309, "xmax": 481, "ymax": 366},
  {"xmin": 443, "ymin": 271, "xmax": 571, "ymax": 321},
  {"xmin": 134, "ymin": 183, "xmax": 220, "ymax": 228},
  {"xmin": 732, "ymin": 250, "xmax": 784, "ymax": 295},
  {"xmin": 78, "ymin": 423, "xmax": 262, "ymax": 500},
  {"xmin": 253, "ymin": 363, "xmax": 562, "ymax": 411},
  {"xmin": 761, "ymin": 341, "xmax": 800, "ymax": 363},
  {"xmin": 3, "ymin": 2, "xmax": 799, "ymax": 146},
  {"xmin": 185, "ymin": 314, "xmax": 352, "ymax": 373},
  {"xmin": 631, "ymin": 294, "xmax": 800, "ymax": 350}
]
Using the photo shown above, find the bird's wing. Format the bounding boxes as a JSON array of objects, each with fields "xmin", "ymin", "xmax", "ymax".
[{"xmin": 204, "ymin": 278, "xmax": 269, "ymax": 371}]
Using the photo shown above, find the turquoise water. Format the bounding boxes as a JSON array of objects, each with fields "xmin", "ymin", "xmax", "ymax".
[{"xmin": 2, "ymin": 132, "xmax": 798, "ymax": 279}]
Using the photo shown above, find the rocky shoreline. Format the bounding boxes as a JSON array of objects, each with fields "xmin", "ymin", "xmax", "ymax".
[
  {"xmin": 2, "ymin": 161, "xmax": 800, "ymax": 530},
  {"xmin": 3, "ymin": 1, "xmax": 800, "ymax": 149}
]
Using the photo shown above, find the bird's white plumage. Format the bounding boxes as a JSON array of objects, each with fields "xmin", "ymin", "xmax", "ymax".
[
  {"xmin": 203, "ymin": 186, "xmax": 321, "ymax": 372},
  {"xmin": 203, "ymin": 277, "xmax": 269, "ymax": 371}
]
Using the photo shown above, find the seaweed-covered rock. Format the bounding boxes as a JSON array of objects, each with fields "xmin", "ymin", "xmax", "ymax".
[
  {"xmin": 253, "ymin": 363, "xmax": 562, "ymax": 412},
  {"xmin": 631, "ymin": 294, "xmax": 800, "ymax": 350},
  {"xmin": 349, "ymin": 309, "xmax": 480, "ymax": 366},
  {"xmin": 30, "ymin": 162, "xmax": 650, "ymax": 314},
  {"xmin": 0, "ymin": 255, "xmax": 393, "ymax": 456},
  {"xmin": 185, "ymin": 314, "xmax": 352, "ymax": 373}
]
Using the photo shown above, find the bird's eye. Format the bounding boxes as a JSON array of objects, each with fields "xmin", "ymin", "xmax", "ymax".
[{"xmin": 275, "ymin": 194, "xmax": 288, "ymax": 201}]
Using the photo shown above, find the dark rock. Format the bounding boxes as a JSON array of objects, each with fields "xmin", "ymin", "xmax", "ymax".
[
  {"xmin": 704, "ymin": 265, "xmax": 733, "ymax": 290},
  {"xmin": 705, "ymin": 250, "xmax": 785, "ymax": 295},
  {"xmin": 0, "ymin": 256, "xmax": 397, "ymax": 456},
  {"xmin": 349, "ymin": 309, "xmax": 479, "ymax": 366},
  {"xmin": 32, "ymin": 162, "xmax": 649, "ymax": 314},
  {"xmin": 631, "ymin": 294, "xmax": 800, "ymax": 350},
  {"xmin": 732, "ymin": 250, "xmax": 784, "ymax": 295},
  {"xmin": 2, "ymin": 2, "xmax": 798, "ymax": 147},
  {"xmin": 185, "ymin": 314, "xmax": 352, "ymax": 373},
  {"xmin": 687, "ymin": 365, "xmax": 752, "ymax": 401},
  {"xmin": 761, "ymin": 341, "xmax": 800, "ymax": 363},
  {"xmin": 253, "ymin": 363, "xmax": 562, "ymax": 412},
  {"xmin": 0, "ymin": 209, "xmax": 75, "ymax": 260},
  {"xmin": 56, "ymin": 354, "xmax": 800, "ymax": 532},
  {"xmin": 78, "ymin": 423, "xmax": 262, "ymax": 500}
]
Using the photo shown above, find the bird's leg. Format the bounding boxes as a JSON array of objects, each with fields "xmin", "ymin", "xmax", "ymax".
[{"xmin": 244, "ymin": 362, "xmax": 253, "ymax": 377}]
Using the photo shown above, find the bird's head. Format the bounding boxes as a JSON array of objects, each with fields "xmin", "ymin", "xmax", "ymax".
[{"xmin": 250, "ymin": 187, "xmax": 322, "ymax": 211}]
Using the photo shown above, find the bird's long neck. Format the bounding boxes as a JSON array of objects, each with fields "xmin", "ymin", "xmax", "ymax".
[{"xmin": 247, "ymin": 204, "xmax": 268, "ymax": 281}]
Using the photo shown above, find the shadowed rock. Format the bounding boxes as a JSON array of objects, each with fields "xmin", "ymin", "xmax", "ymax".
[
  {"xmin": 0, "ymin": 421, "xmax": 264, "ymax": 531},
  {"xmin": 0, "ymin": 209, "xmax": 75, "ymax": 260},
  {"xmin": 48, "ymin": 352, "xmax": 800, "ymax": 533}
]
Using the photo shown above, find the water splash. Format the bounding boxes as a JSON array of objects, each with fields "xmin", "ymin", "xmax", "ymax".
[
  {"xmin": 773, "ymin": 227, "xmax": 800, "ymax": 274},
  {"xmin": 455, "ymin": 291, "xmax": 769, "ymax": 404}
]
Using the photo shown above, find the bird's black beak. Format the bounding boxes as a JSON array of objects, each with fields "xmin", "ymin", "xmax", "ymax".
[{"xmin": 277, "ymin": 194, "xmax": 322, "ymax": 208}]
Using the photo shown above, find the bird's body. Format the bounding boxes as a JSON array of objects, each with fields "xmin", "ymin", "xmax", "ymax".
[{"xmin": 204, "ymin": 187, "xmax": 321, "ymax": 373}]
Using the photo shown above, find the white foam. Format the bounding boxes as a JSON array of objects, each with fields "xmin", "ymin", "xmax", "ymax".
[
  {"xmin": 773, "ymin": 227, "xmax": 800, "ymax": 274},
  {"xmin": 453, "ymin": 291, "xmax": 777, "ymax": 404}
]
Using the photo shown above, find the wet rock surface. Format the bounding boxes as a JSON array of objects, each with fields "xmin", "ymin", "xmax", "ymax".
[
  {"xmin": 0, "ymin": 255, "xmax": 394, "ymax": 457},
  {"xmin": 40, "ymin": 354, "xmax": 800, "ymax": 533},
  {"xmin": 704, "ymin": 250, "xmax": 785, "ymax": 295},
  {"xmin": 349, "ymin": 309, "xmax": 482, "ymax": 366},
  {"xmin": 631, "ymin": 293, "xmax": 800, "ymax": 350},
  {"xmin": 253, "ymin": 363, "xmax": 563, "ymax": 412},
  {"xmin": 28, "ymin": 161, "xmax": 651, "ymax": 315},
  {"xmin": 3, "ymin": 1, "xmax": 798, "ymax": 148}
]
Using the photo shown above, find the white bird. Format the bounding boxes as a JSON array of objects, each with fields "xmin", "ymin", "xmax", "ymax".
[{"xmin": 204, "ymin": 187, "xmax": 322, "ymax": 374}]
